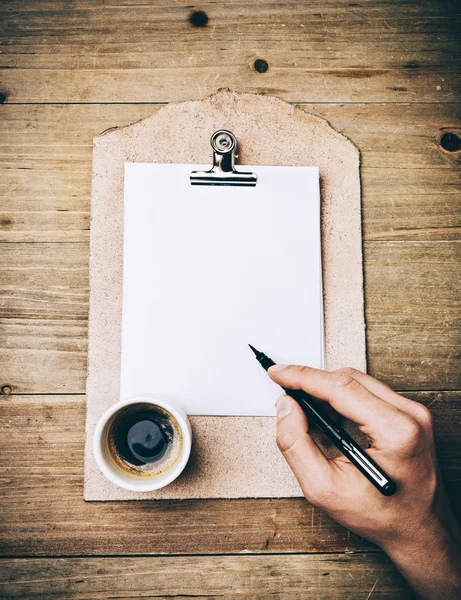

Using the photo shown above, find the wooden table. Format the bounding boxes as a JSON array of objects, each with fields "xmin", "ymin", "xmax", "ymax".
[{"xmin": 0, "ymin": 2, "xmax": 460, "ymax": 598}]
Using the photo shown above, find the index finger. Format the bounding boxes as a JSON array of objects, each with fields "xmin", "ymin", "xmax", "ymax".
[{"xmin": 268, "ymin": 364, "xmax": 405, "ymax": 446}]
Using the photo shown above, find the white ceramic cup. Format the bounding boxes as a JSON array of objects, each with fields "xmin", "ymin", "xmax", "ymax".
[{"xmin": 93, "ymin": 396, "xmax": 192, "ymax": 492}]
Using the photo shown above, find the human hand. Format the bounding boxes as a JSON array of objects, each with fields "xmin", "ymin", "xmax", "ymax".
[{"xmin": 269, "ymin": 365, "xmax": 461, "ymax": 600}]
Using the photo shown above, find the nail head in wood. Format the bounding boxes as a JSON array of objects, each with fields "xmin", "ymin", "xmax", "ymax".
[
  {"xmin": 254, "ymin": 59, "xmax": 269, "ymax": 73},
  {"xmin": 439, "ymin": 132, "xmax": 461, "ymax": 153},
  {"xmin": 188, "ymin": 10, "xmax": 209, "ymax": 27}
]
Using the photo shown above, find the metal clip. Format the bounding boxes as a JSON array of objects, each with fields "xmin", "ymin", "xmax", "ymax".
[{"xmin": 190, "ymin": 130, "xmax": 257, "ymax": 187}]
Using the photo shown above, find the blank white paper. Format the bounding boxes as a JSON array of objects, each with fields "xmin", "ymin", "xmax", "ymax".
[{"xmin": 120, "ymin": 163, "xmax": 324, "ymax": 416}]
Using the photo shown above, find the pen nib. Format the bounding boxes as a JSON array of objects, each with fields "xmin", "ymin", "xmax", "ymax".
[
  {"xmin": 248, "ymin": 344, "xmax": 276, "ymax": 371},
  {"xmin": 248, "ymin": 344, "xmax": 260, "ymax": 357}
]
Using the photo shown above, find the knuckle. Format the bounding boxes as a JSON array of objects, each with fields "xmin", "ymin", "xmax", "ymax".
[
  {"xmin": 291, "ymin": 365, "xmax": 314, "ymax": 388},
  {"xmin": 413, "ymin": 404, "xmax": 433, "ymax": 429},
  {"xmin": 335, "ymin": 366, "xmax": 358, "ymax": 378},
  {"xmin": 297, "ymin": 365, "xmax": 314, "ymax": 377},
  {"xmin": 399, "ymin": 416, "xmax": 421, "ymax": 440},
  {"xmin": 331, "ymin": 367, "xmax": 357, "ymax": 389},
  {"xmin": 394, "ymin": 416, "xmax": 423, "ymax": 454}
]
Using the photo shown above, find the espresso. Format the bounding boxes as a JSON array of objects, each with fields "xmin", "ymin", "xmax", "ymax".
[{"xmin": 106, "ymin": 403, "xmax": 183, "ymax": 477}]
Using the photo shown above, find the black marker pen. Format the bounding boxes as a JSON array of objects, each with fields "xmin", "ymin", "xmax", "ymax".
[{"xmin": 249, "ymin": 345, "xmax": 396, "ymax": 497}]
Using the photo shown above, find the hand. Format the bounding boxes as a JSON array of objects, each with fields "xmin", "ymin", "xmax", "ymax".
[{"xmin": 269, "ymin": 364, "xmax": 461, "ymax": 600}]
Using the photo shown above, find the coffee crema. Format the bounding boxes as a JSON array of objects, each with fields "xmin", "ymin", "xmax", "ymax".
[{"xmin": 106, "ymin": 403, "xmax": 183, "ymax": 477}]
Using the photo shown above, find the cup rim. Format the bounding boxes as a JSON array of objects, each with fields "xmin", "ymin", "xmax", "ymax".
[{"xmin": 93, "ymin": 396, "xmax": 192, "ymax": 492}]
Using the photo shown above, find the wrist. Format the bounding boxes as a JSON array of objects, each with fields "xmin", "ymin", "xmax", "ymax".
[
  {"xmin": 384, "ymin": 516, "xmax": 447, "ymax": 562},
  {"xmin": 383, "ymin": 517, "xmax": 461, "ymax": 599}
]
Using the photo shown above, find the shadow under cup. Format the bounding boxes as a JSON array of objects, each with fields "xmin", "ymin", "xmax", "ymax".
[{"xmin": 94, "ymin": 399, "xmax": 191, "ymax": 492}]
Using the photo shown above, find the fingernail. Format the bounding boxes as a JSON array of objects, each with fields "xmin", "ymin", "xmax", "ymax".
[
  {"xmin": 269, "ymin": 364, "xmax": 287, "ymax": 372},
  {"xmin": 276, "ymin": 395, "xmax": 292, "ymax": 420}
]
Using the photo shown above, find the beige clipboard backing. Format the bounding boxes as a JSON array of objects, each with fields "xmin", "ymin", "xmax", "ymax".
[{"xmin": 84, "ymin": 90, "xmax": 365, "ymax": 501}]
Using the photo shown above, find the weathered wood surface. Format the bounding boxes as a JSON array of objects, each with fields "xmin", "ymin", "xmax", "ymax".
[
  {"xmin": 0, "ymin": 554, "xmax": 413, "ymax": 599},
  {"xmin": 0, "ymin": 0, "xmax": 460, "ymax": 596},
  {"xmin": 365, "ymin": 241, "xmax": 461, "ymax": 389},
  {"xmin": 0, "ymin": 0, "xmax": 459, "ymax": 104},
  {"xmin": 1, "ymin": 240, "xmax": 460, "ymax": 394},
  {"xmin": 0, "ymin": 103, "xmax": 460, "ymax": 243},
  {"xmin": 0, "ymin": 392, "xmax": 458, "ymax": 557}
]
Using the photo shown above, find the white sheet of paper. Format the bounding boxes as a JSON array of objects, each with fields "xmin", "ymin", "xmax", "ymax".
[{"xmin": 120, "ymin": 163, "xmax": 324, "ymax": 416}]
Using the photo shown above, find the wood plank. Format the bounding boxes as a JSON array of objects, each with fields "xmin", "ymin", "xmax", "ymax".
[
  {"xmin": 0, "ymin": 392, "xmax": 458, "ymax": 557},
  {"xmin": 0, "ymin": 0, "xmax": 459, "ymax": 103},
  {"xmin": 0, "ymin": 103, "xmax": 460, "ymax": 243},
  {"xmin": 1, "ymin": 241, "xmax": 460, "ymax": 393},
  {"xmin": 0, "ymin": 241, "xmax": 88, "ymax": 392},
  {"xmin": 0, "ymin": 554, "xmax": 412, "ymax": 599},
  {"xmin": 365, "ymin": 241, "xmax": 461, "ymax": 390}
]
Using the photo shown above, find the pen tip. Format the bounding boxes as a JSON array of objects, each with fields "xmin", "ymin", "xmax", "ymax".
[{"xmin": 248, "ymin": 344, "xmax": 259, "ymax": 356}]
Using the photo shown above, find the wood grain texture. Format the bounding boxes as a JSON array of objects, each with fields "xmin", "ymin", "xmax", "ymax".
[
  {"xmin": 365, "ymin": 241, "xmax": 461, "ymax": 390},
  {"xmin": 0, "ymin": 392, "xmax": 459, "ymax": 558},
  {"xmin": 0, "ymin": 1, "xmax": 460, "ymax": 595},
  {"xmin": 0, "ymin": 554, "xmax": 413, "ymax": 599},
  {"xmin": 1, "ymin": 241, "xmax": 460, "ymax": 394},
  {"xmin": 0, "ymin": 103, "xmax": 460, "ymax": 243},
  {"xmin": 0, "ymin": 0, "xmax": 460, "ymax": 104}
]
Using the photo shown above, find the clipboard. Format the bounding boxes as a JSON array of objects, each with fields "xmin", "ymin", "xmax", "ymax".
[{"xmin": 84, "ymin": 90, "xmax": 365, "ymax": 501}]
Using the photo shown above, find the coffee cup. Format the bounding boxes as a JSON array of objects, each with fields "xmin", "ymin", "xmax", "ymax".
[{"xmin": 93, "ymin": 396, "xmax": 192, "ymax": 492}]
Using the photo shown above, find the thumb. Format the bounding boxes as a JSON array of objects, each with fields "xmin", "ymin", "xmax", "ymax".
[{"xmin": 275, "ymin": 394, "xmax": 332, "ymax": 499}]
